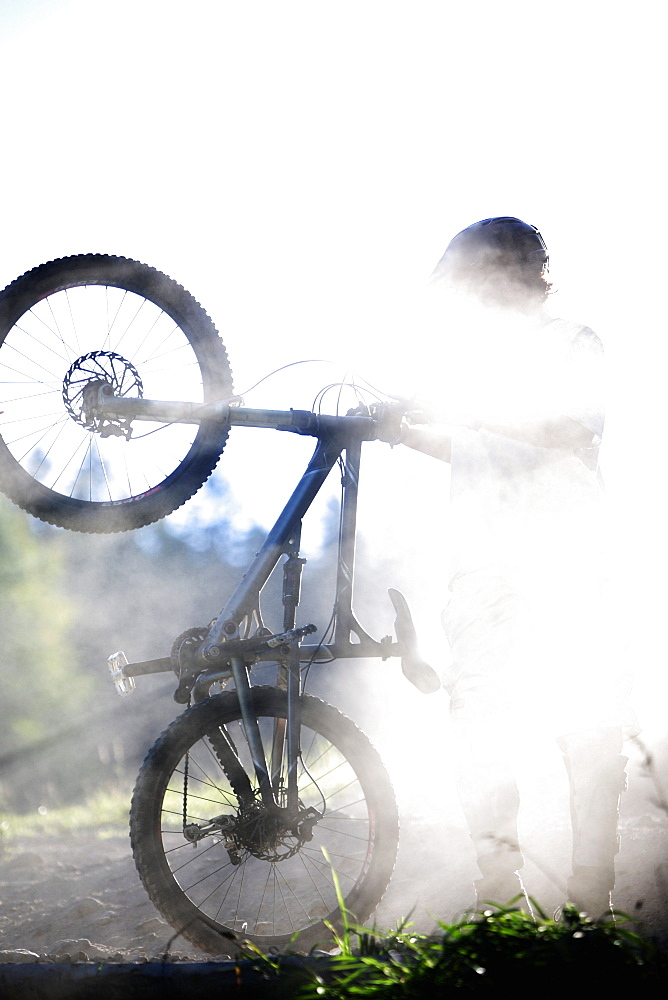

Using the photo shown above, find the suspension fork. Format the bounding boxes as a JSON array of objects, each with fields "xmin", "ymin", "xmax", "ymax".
[
  {"xmin": 217, "ymin": 536, "xmax": 306, "ymax": 816},
  {"xmin": 223, "ymin": 646, "xmax": 302, "ymax": 818},
  {"xmin": 201, "ymin": 436, "xmax": 340, "ymax": 815},
  {"xmin": 271, "ymin": 526, "xmax": 306, "ymax": 814},
  {"xmin": 209, "ymin": 427, "xmax": 365, "ymax": 816}
]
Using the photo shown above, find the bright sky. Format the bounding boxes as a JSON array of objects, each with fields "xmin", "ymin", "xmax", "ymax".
[{"xmin": 1, "ymin": 0, "xmax": 666, "ymax": 731}]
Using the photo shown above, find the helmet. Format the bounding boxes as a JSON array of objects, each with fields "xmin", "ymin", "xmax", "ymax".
[{"xmin": 430, "ymin": 217, "xmax": 549, "ymax": 295}]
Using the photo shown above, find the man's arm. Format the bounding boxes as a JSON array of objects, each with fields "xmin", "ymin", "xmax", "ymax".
[
  {"xmin": 468, "ymin": 414, "xmax": 599, "ymax": 450},
  {"xmin": 399, "ymin": 413, "xmax": 597, "ymax": 464}
]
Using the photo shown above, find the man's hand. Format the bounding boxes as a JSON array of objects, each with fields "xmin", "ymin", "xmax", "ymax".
[
  {"xmin": 372, "ymin": 401, "xmax": 453, "ymax": 462},
  {"xmin": 372, "ymin": 401, "xmax": 409, "ymax": 446}
]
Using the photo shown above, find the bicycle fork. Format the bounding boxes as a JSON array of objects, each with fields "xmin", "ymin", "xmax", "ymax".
[
  {"xmin": 276, "ymin": 538, "xmax": 306, "ymax": 814},
  {"xmin": 222, "ymin": 537, "xmax": 307, "ymax": 820}
]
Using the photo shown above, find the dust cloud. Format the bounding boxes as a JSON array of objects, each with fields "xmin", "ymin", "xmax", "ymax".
[{"xmin": 2, "ymin": 282, "xmax": 667, "ymax": 943}]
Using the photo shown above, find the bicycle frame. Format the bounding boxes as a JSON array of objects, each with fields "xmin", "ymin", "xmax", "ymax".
[{"xmin": 101, "ymin": 393, "xmax": 419, "ymax": 818}]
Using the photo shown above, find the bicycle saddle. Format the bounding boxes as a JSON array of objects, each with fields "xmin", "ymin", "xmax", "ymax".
[{"xmin": 388, "ymin": 588, "xmax": 442, "ymax": 694}]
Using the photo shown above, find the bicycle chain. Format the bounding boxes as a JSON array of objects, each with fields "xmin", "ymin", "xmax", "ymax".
[{"xmin": 183, "ymin": 747, "xmax": 190, "ymax": 834}]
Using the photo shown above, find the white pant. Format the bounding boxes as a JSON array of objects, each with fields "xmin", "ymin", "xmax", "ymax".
[{"xmin": 441, "ymin": 569, "xmax": 629, "ymax": 878}]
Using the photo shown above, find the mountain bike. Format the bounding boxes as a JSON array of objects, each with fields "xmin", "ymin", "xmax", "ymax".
[{"xmin": 0, "ymin": 255, "xmax": 440, "ymax": 955}]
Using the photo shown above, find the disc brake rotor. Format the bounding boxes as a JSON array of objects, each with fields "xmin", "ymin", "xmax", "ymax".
[{"xmin": 62, "ymin": 350, "xmax": 143, "ymax": 432}]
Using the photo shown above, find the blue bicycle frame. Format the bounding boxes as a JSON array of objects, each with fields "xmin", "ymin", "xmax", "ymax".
[{"xmin": 104, "ymin": 399, "xmax": 435, "ymax": 817}]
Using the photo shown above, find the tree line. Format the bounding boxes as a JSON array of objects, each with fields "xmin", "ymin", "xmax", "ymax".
[{"xmin": 0, "ymin": 484, "xmax": 342, "ymax": 813}]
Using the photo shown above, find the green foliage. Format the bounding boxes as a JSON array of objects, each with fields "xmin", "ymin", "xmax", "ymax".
[
  {"xmin": 0, "ymin": 498, "xmax": 93, "ymax": 755},
  {"xmin": 0, "ymin": 782, "xmax": 131, "ymax": 840},
  {"xmin": 277, "ymin": 907, "xmax": 668, "ymax": 997},
  {"xmin": 0, "ymin": 492, "xmax": 333, "ymax": 813},
  {"xmin": 227, "ymin": 864, "xmax": 667, "ymax": 997}
]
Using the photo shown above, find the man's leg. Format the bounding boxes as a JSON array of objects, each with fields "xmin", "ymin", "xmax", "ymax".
[
  {"xmin": 558, "ymin": 726, "xmax": 627, "ymax": 915},
  {"xmin": 443, "ymin": 573, "xmax": 532, "ymax": 909},
  {"xmin": 451, "ymin": 718, "xmax": 528, "ymax": 907}
]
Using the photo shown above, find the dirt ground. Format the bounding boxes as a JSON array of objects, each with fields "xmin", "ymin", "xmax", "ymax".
[{"xmin": 0, "ymin": 763, "xmax": 666, "ymax": 965}]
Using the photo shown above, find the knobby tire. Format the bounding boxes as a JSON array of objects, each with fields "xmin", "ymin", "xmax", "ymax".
[
  {"xmin": 129, "ymin": 687, "xmax": 399, "ymax": 955},
  {"xmin": 0, "ymin": 255, "xmax": 232, "ymax": 532}
]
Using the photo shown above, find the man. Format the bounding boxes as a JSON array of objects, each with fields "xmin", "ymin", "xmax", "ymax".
[{"xmin": 383, "ymin": 217, "xmax": 633, "ymax": 915}]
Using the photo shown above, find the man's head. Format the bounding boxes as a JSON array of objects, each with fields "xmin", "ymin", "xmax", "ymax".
[{"xmin": 430, "ymin": 217, "xmax": 550, "ymax": 310}]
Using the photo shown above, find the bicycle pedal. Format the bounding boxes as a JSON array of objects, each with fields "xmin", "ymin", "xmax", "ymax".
[
  {"xmin": 107, "ymin": 650, "xmax": 135, "ymax": 697},
  {"xmin": 387, "ymin": 588, "xmax": 441, "ymax": 695}
]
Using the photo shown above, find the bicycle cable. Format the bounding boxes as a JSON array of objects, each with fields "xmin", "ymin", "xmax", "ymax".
[
  {"xmin": 298, "ymin": 751, "xmax": 328, "ymax": 818},
  {"xmin": 235, "ymin": 358, "xmax": 331, "ymax": 397},
  {"xmin": 116, "ymin": 359, "xmax": 341, "ymax": 441},
  {"xmin": 300, "ymin": 607, "xmax": 336, "ymax": 689},
  {"xmin": 109, "ymin": 358, "xmax": 405, "ymax": 442},
  {"xmin": 311, "ymin": 378, "xmax": 378, "ymax": 415}
]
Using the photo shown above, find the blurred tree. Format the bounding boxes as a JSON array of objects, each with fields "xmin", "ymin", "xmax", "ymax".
[
  {"xmin": 0, "ymin": 496, "xmax": 93, "ymax": 753},
  {"xmin": 0, "ymin": 477, "xmax": 344, "ymax": 812}
]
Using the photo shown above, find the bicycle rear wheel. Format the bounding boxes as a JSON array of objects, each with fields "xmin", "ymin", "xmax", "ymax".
[
  {"xmin": 0, "ymin": 255, "xmax": 232, "ymax": 532},
  {"xmin": 130, "ymin": 687, "xmax": 399, "ymax": 955}
]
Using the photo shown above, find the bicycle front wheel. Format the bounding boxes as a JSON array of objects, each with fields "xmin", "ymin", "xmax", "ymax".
[
  {"xmin": 130, "ymin": 687, "xmax": 399, "ymax": 955},
  {"xmin": 0, "ymin": 255, "xmax": 233, "ymax": 532}
]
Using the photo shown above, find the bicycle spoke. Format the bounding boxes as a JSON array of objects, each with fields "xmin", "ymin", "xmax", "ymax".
[
  {"xmin": 1, "ymin": 282, "xmax": 207, "ymax": 504},
  {"xmin": 0, "ymin": 255, "xmax": 232, "ymax": 531},
  {"xmin": 156, "ymin": 721, "xmax": 373, "ymax": 938}
]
